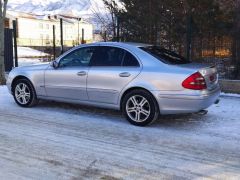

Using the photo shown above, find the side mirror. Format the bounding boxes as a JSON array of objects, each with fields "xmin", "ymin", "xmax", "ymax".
[{"xmin": 51, "ymin": 60, "xmax": 59, "ymax": 69}]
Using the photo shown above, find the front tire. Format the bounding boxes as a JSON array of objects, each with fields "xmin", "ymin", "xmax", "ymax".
[
  {"xmin": 122, "ymin": 89, "xmax": 159, "ymax": 126},
  {"xmin": 13, "ymin": 79, "xmax": 38, "ymax": 107}
]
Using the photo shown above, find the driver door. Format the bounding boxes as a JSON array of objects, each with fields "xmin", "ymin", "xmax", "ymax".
[{"xmin": 44, "ymin": 46, "xmax": 96, "ymax": 101}]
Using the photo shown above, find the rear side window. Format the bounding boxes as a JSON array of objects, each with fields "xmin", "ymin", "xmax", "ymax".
[
  {"xmin": 140, "ymin": 46, "xmax": 190, "ymax": 64},
  {"xmin": 90, "ymin": 47, "xmax": 124, "ymax": 66},
  {"xmin": 90, "ymin": 46, "xmax": 140, "ymax": 67},
  {"xmin": 122, "ymin": 51, "xmax": 139, "ymax": 67}
]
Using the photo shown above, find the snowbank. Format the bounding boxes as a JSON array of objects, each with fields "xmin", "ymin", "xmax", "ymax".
[
  {"xmin": 220, "ymin": 92, "xmax": 240, "ymax": 98},
  {"xmin": 18, "ymin": 47, "xmax": 49, "ymax": 58},
  {"xmin": 18, "ymin": 58, "xmax": 48, "ymax": 67}
]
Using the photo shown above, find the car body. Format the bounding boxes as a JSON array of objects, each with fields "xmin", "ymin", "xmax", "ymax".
[{"xmin": 7, "ymin": 42, "xmax": 220, "ymax": 126}]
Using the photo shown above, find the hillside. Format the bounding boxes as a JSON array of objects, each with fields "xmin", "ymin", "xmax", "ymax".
[{"xmin": 8, "ymin": 0, "xmax": 107, "ymax": 18}]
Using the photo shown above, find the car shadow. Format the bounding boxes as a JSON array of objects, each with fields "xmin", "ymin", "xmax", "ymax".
[
  {"xmin": 37, "ymin": 100, "xmax": 124, "ymax": 121},
  {"xmin": 37, "ymin": 100, "xmax": 210, "ymax": 129}
]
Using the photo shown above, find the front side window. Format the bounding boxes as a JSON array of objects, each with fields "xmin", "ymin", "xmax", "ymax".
[
  {"xmin": 59, "ymin": 47, "xmax": 95, "ymax": 68},
  {"xmin": 140, "ymin": 46, "xmax": 190, "ymax": 64}
]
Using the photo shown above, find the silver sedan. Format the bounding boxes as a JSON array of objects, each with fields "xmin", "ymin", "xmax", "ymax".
[{"xmin": 7, "ymin": 42, "xmax": 220, "ymax": 126}]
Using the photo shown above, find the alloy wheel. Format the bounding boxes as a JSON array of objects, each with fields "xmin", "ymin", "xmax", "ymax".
[
  {"xmin": 126, "ymin": 95, "xmax": 151, "ymax": 122},
  {"xmin": 15, "ymin": 83, "xmax": 31, "ymax": 105}
]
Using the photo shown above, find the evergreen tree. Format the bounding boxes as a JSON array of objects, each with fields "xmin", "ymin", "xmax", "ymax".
[{"xmin": 103, "ymin": 0, "xmax": 238, "ymax": 77}]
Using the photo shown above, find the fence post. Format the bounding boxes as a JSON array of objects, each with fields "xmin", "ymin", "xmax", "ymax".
[
  {"xmin": 78, "ymin": 18, "xmax": 81, "ymax": 45},
  {"xmin": 13, "ymin": 20, "xmax": 18, "ymax": 67},
  {"xmin": 81, "ymin": 28, "xmax": 85, "ymax": 44},
  {"xmin": 53, "ymin": 25, "xmax": 56, "ymax": 60},
  {"xmin": 104, "ymin": 30, "xmax": 107, "ymax": 42},
  {"xmin": 186, "ymin": 13, "xmax": 192, "ymax": 61},
  {"xmin": 60, "ymin": 18, "xmax": 64, "ymax": 54}
]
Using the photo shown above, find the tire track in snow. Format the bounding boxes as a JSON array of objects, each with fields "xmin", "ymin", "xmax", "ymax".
[{"xmin": 0, "ymin": 110, "xmax": 239, "ymax": 179}]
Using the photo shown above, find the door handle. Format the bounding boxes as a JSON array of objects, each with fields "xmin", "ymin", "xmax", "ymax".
[
  {"xmin": 77, "ymin": 71, "xmax": 87, "ymax": 76},
  {"xmin": 119, "ymin": 72, "xmax": 131, "ymax": 77}
]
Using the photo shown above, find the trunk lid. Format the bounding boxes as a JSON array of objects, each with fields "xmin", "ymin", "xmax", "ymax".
[{"xmin": 177, "ymin": 63, "xmax": 219, "ymax": 91}]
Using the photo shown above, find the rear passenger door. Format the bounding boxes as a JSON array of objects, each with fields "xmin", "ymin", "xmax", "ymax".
[{"xmin": 87, "ymin": 46, "xmax": 142, "ymax": 104}]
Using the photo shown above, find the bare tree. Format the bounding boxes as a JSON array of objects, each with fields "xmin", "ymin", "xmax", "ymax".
[
  {"xmin": 0, "ymin": 0, "xmax": 8, "ymax": 85},
  {"xmin": 102, "ymin": 0, "xmax": 119, "ymax": 40},
  {"xmin": 90, "ymin": 0, "xmax": 121, "ymax": 41}
]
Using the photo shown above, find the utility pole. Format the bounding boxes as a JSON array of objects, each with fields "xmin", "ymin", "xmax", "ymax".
[{"xmin": 60, "ymin": 18, "xmax": 64, "ymax": 54}]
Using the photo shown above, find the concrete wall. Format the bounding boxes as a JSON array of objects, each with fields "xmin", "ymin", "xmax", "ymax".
[{"xmin": 219, "ymin": 80, "xmax": 240, "ymax": 94}]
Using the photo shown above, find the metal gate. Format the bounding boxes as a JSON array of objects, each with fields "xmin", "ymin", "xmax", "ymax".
[{"xmin": 4, "ymin": 28, "xmax": 14, "ymax": 72}]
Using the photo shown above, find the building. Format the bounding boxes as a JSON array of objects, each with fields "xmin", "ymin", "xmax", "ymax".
[{"xmin": 6, "ymin": 11, "xmax": 94, "ymax": 47}]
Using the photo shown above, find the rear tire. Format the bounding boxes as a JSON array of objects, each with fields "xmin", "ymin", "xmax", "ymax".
[
  {"xmin": 122, "ymin": 89, "xmax": 159, "ymax": 126},
  {"xmin": 13, "ymin": 79, "xmax": 38, "ymax": 107}
]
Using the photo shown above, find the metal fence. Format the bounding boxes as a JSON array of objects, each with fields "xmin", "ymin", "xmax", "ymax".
[
  {"xmin": 17, "ymin": 38, "xmax": 92, "ymax": 47},
  {"xmin": 190, "ymin": 36, "xmax": 236, "ymax": 80},
  {"xmin": 197, "ymin": 57, "xmax": 235, "ymax": 79}
]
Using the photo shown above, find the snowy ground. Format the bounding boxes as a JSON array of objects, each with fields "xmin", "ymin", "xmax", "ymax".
[
  {"xmin": 15, "ymin": 46, "xmax": 50, "ymax": 67},
  {"xmin": 18, "ymin": 58, "xmax": 49, "ymax": 67},
  {"xmin": 16, "ymin": 46, "xmax": 50, "ymax": 67},
  {"xmin": 18, "ymin": 47, "xmax": 49, "ymax": 58},
  {"xmin": 0, "ymin": 86, "xmax": 240, "ymax": 179}
]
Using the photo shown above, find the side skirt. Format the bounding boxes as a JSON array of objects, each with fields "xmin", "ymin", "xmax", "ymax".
[{"xmin": 38, "ymin": 95, "xmax": 120, "ymax": 110}]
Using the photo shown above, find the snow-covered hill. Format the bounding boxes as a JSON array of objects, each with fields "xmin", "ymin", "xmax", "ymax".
[{"xmin": 8, "ymin": 0, "xmax": 107, "ymax": 18}]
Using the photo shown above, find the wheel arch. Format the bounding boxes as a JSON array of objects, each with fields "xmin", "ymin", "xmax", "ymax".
[
  {"xmin": 11, "ymin": 75, "xmax": 33, "ymax": 93},
  {"xmin": 120, "ymin": 86, "xmax": 159, "ymax": 112}
]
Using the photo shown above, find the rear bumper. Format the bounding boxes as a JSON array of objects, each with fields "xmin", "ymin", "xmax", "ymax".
[{"xmin": 152, "ymin": 87, "xmax": 221, "ymax": 115}]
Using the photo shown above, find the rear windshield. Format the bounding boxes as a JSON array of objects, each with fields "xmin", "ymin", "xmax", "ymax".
[{"xmin": 140, "ymin": 46, "xmax": 191, "ymax": 64}]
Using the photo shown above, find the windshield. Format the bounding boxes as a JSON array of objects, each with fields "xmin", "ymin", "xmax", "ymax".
[{"xmin": 140, "ymin": 46, "xmax": 191, "ymax": 64}]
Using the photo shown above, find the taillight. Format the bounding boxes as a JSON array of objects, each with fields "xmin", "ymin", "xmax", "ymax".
[{"xmin": 182, "ymin": 72, "xmax": 207, "ymax": 90}]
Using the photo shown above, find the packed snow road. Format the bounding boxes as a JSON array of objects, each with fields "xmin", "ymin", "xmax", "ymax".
[{"xmin": 0, "ymin": 86, "xmax": 240, "ymax": 180}]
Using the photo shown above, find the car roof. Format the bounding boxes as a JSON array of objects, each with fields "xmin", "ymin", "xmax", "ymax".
[{"xmin": 90, "ymin": 42, "xmax": 152, "ymax": 48}]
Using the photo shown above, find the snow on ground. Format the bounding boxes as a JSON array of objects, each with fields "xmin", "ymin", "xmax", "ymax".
[
  {"xmin": 0, "ymin": 85, "xmax": 240, "ymax": 179},
  {"xmin": 221, "ymin": 92, "xmax": 240, "ymax": 98},
  {"xmin": 16, "ymin": 47, "xmax": 50, "ymax": 67},
  {"xmin": 18, "ymin": 47, "xmax": 49, "ymax": 58},
  {"xmin": 18, "ymin": 58, "xmax": 49, "ymax": 67}
]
